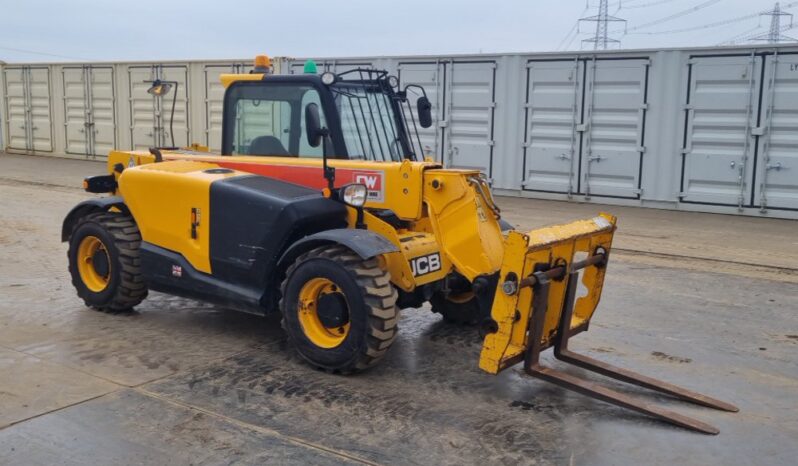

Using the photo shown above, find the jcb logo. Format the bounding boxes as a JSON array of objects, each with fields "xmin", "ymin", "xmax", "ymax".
[
  {"xmin": 352, "ymin": 171, "xmax": 384, "ymax": 202},
  {"xmin": 410, "ymin": 253, "xmax": 442, "ymax": 277}
]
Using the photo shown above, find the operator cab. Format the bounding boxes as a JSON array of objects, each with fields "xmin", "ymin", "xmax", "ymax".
[{"xmin": 220, "ymin": 56, "xmax": 433, "ymax": 162}]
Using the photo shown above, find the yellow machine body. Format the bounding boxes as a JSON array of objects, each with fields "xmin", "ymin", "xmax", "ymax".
[
  {"xmin": 106, "ymin": 147, "xmax": 617, "ymax": 378},
  {"xmin": 107, "ymin": 151, "xmax": 506, "ymax": 293}
]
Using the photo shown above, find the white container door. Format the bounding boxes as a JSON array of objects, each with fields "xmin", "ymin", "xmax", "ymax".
[
  {"xmin": 204, "ymin": 63, "xmax": 247, "ymax": 151},
  {"xmin": 4, "ymin": 67, "xmax": 29, "ymax": 150},
  {"xmin": 90, "ymin": 66, "xmax": 116, "ymax": 156},
  {"xmin": 680, "ymin": 54, "xmax": 762, "ymax": 206},
  {"xmin": 28, "ymin": 67, "xmax": 53, "ymax": 152},
  {"xmin": 63, "ymin": 67, "xmax": 89, "ymax": 154},
  {"xmin": 444, "ymin": 61, "xmax": 496, "ymax": 176},
  {"xmin": 64, "ymin": 66, "xmax": 114, "ymax": 156},
  {"xmin": 754, "ymin": 52, "xmax": 798, "ymax": 211},
  {"xmin": 398, "ymin": 62, "xmax": 445, "ymax": 161},
  {"xmin": 129, "ymin": 66, "xmax": 158, "ymax": 149},
  {"xmin": 160, "ymin": 65, "xmax": 189, "ymax": 148},
  {"xmin": 3, "ymin": 66, "xmax": 52, "ymax": 152},
  {"xmin": 522, "ymin": 59, "xmax": 584, "ymax": 194},
  {"xmin": 129, "ymin": 65, "xmax": 189, "ymax": 149},
  {"xmin": 62, "ymin": 66, "xmax": 90, "ymax": 154},
  {"xmin": 581, "ymin": 58, "xmax": 649, "ymax": 198}
]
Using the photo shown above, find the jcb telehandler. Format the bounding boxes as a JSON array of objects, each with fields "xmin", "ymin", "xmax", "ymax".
[{"xmin": 63, "ymin": 56, "xmax": 736, "ymax": 433}]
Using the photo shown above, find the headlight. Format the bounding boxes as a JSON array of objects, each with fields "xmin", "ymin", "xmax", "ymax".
[
  {"xmin": 321, "ymin": 72, "xmax": 337, "ymax": 85},
  {"xmin": 341, "ymin": 183, "xmax": 368, "ymax": 207}
]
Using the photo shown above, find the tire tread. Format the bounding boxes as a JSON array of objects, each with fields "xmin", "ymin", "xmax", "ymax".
[
  {"xmin": 68, "ymin": 211, "xmax": 148, "ymax": 312},
  {"xmin": 280, "ymin": 245, "xmax": 398, "ymax": 373}
]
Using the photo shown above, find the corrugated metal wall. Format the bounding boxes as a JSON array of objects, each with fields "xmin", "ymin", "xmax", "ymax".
[{"xmin": 1, "ymin": 46, "xmax": 796, "ymax": 218}]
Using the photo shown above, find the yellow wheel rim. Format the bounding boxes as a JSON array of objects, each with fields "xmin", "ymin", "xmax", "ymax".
[
  {"xmin": 297, "ymin": 277, "xmax": 350, "ymax": 349},
  {"xmin": 76, "ymin": 235, "xmax": 111, "ymax": 293}
]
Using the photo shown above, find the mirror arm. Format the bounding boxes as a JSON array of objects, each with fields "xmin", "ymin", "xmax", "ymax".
[
  {"xmin": 321, "ymin": 130, "xmax": 335, "ymax": 191},
  {"xmin": 403, "ymin": 84, "xmax": 428, "ymax": 100}
]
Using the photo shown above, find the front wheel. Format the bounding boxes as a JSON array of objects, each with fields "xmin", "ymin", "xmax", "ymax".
[
  {"xmin": 280, "ymin": 245, "xmax": 398, "ymax": 373},
  {"xmin": 67, "ymin": 212, "xmax": 148, "ymax": 312}
]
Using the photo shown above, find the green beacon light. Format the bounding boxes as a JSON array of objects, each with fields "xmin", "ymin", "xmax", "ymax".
[{"xmin": 303, "ymin": 60, "xmax": 318, "ymax": 74}]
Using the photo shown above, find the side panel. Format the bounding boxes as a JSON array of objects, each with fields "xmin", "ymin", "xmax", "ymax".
[
  {"xmin": 445, "ymin": 61, "xmax": 496, "ymax": 176},
  {"xmin": 523, "ymin": 59, "xmax": 584, "ymax": 194},
  {"xmin": 581, "ymin": 58, "xmax": 649, "ymax": 198},
  {"xmin": 680, "ymin": 55, "xmax": 761, "ymax": 206},
  {"xmin": 398, "ymin": 61, "xmax": 445, "ymax": 161},
  {"xmin": 209, "ymin": 176, "xmax": 348, "ymax": 287},
  {"xmin": 754, "ymin": 53, "xmax": 798, "ymax": 210},
  {"xmin": 118, "ymin": 161, "xmax": 224, "ymax": 273}
]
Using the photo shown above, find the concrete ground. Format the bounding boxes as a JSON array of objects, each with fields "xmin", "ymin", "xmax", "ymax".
[{"xmin": 0, "ymin": 153, "xmax": 796, "ymax": 465}]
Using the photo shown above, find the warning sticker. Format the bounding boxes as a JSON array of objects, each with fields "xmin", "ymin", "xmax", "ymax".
[{"xmin": 351, "ymin": 170, "xmax": 385, "ymax": 203}]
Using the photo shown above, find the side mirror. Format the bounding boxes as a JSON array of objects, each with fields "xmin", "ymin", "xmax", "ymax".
[
  {"xmin": 305, "ymin": 102, "xmax": 324, "ymax": 147},
  {"xmin": 417, "ymin": 96, "xmax": 433, "ymax": 128}
]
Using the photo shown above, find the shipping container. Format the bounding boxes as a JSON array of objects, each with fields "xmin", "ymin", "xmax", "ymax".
[{"xmin": 1, "ymin": 45, "xmax": 796, "ymax": 219}]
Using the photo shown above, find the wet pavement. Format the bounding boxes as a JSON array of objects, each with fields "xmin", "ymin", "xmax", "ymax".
[{"xmin": 1, "ymin": 153, "xmax": 797, "ymax": 465}]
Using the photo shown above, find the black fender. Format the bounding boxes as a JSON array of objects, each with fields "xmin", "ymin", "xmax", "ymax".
[
  {"xmin": 278, "ymin": 229, "xmax": 399, "ymax": 270},
  {"xmin": 62, "ymin": 196, "xmax": 128, "ymax": 242}
]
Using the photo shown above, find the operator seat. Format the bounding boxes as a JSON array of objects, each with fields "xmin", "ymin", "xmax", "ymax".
[{"xmin": 248, "ymin": 136, "xmax": 291, "ymax": 156}]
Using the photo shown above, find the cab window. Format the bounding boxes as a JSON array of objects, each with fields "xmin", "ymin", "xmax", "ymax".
[{"xmin": 224, "ymin": 83, "xmax": 326, "ymax": 157}]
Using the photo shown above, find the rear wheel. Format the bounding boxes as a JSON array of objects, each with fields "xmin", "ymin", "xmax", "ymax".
[
  {"xmin": 430, "ymin": 292, "xmax": 488, "ymax": 325},
  {"xmin": 280, "ymin": 245, "xmax": 398, "ymax": 373},
  {"xmin": 67, "ymin": 212, "xmax": 147, "ymax": 312}
]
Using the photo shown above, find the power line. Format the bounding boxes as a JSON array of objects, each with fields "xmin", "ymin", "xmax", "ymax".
[
  {"xmin": 564, "ymin": 28, "xmax": 583, "ymax": 50},
  {"xmin": 0, "ymin": 45, "xmax": 88, "ymax": 61},
  {"xmin": 557, "ymin": 25, "xmax": 580, "ymax": 51},
  {"xmin": 722, "ymin": 23, "xmax": 797, "ymax": 44},
  {"xmin": 626, "ymin": 1, "xmax": 798, "ymax": 35},
  {"xmin": 718, "ymin": 25, "xmax": 768, "ymax": 45},
  {"xmin": 557, "ymin": 3, "xmax": 591, "ymax": 51},
  {"xmin": 620, "ymin": 0, "xmax": 686, "ymax": 10},
  {"xmin": 557, "ymin": 3, "xmax": 596, "ymax": 51},
  {"xmin": 611, "ymin": 0, "xmax": 723, "ymax": 34}
]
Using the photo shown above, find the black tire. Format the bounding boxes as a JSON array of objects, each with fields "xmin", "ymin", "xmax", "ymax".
[
  {"xmin": 67, "ymin": 211, "xmax": 147, "ymax": 312},
  {"xmin": 430, "ymin": 292, "xmax": 489, "ymax": 325},
  {"xmin": 280, "ymin": 245, "xmax": 398, "ymax": 373}
]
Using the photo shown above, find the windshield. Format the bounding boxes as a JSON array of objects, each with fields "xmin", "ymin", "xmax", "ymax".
[{"xmin": 331, "ymin": 83, "xmax": 412, "ymax": 162}]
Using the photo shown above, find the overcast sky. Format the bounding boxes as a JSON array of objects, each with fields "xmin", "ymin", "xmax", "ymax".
[{"xmin": 0, "ymin": 0, "xmax": 793, "ymax": 62}]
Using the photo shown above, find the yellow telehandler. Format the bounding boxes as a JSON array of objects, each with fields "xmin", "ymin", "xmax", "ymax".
[{"xmin": 62, "ymin": 56, "xmax": 736, "ymax": 433}]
